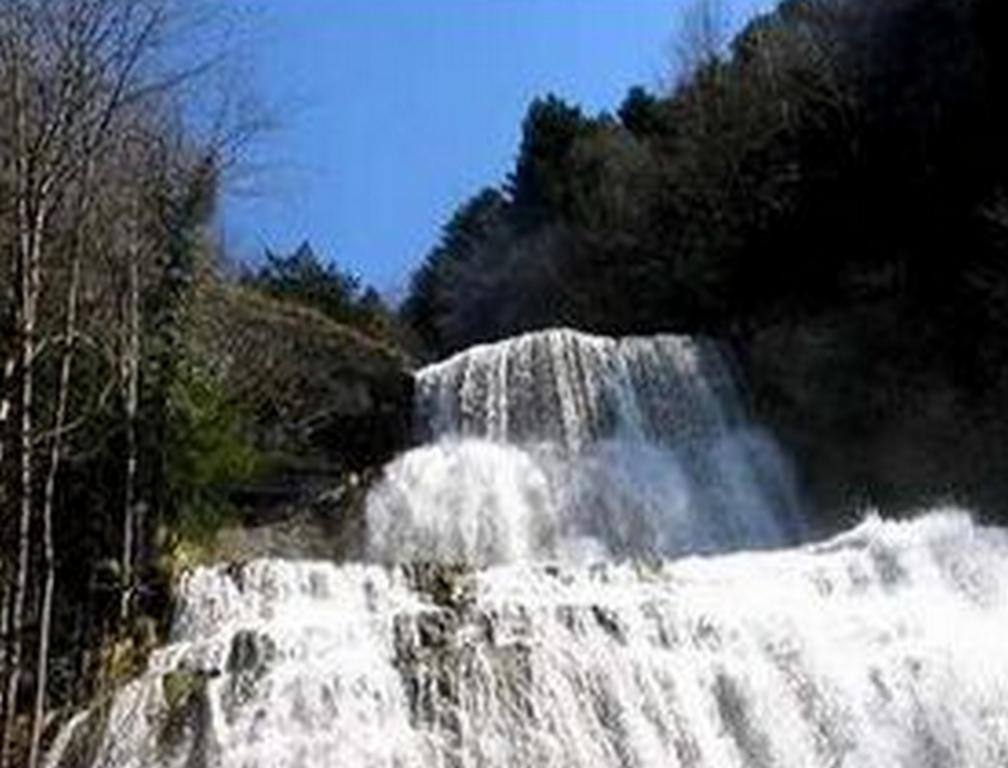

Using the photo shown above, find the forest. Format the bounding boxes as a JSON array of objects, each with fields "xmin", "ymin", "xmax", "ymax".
[
  {"xmin": 2, "ymin": 0, "xmax": 1008, "ymax": 765},
  {"xmin": 0, "ymin": 1, "xmax": 408, "ymax": 764},
  {"xmin": 402, "ymin": 0, "xmax": 1008, "ymax": 524},
  {"xmin": 404, "ymin": 0, "xmax": 1008, "ymax": 362}
]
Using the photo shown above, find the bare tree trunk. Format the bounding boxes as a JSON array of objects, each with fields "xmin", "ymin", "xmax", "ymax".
[
  {"xmin": 0, "ymin": 356, "xmax": 11, "ymax": 466},
  {"xmin": 1, "ymin": 37, "xmax": 43, "ymax": 759},
  {"xmin": 2, "ymin": 214, "xmax": 42, "ymax": 768},
  {"xmin": 0, "ymin": 354, "xmax": 12, "ymax": 733},
  {"xmin": 120, "ymin": 230, "xmax": 141, "ymax": 624},
  {"xmin": 27, "ymin": 248, "xmax": 81, "ymax": 768},
  {"xmin": 0, "ymin": 583, "xmax": 8, "ymax": 753}
]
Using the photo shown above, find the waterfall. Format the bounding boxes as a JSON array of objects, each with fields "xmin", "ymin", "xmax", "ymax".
[
  {"xmin": 48, "ymin": 514, "xmax": 1008, "ymax": 768},
  {"xmin": 47, "ymin": 330, "xmax": 1008, "ymax": 768},
  {"xmin": 368, "ymin": 329, "xmax": 801, "ymax": 565},
  {"xmin": 411, "ymin": 330, "xmax": 744, "ymax": 447}
]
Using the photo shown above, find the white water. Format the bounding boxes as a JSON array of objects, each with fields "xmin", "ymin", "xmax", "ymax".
[
  {"xmin": 412, "ymin": 331, "xmax": 743, "ymax": 448},
  {"xmin": 49, "ymin": 513, "xmax": 1008, "ymax": 767},
  {"xmin": 369, "ymin": 329, "xmax": 802, "ymax": 565},
  {"xmin": 47, "ymin": 330, "xmax": 1008, "ymax": 768}
]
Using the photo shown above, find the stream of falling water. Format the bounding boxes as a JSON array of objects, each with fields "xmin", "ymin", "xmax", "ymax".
[
  {"xmin": 368, "ymin": 330, "xmax": 802, "ymax": 565},
  {"xmin": 46, "ymin": 330, "xmax": 1008, "ymax": 767}
]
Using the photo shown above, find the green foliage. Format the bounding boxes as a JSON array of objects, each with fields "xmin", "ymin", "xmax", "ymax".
[
  {"xmin": 508, "ymin": 95, "xmax": 592, "ymax": 231},
  {"xmin": 400, "ymin": 189, "xmax": 509, "ymax": 354},
  {"xmin": 192, "ymin": 280, "xmax": 413, "ymax": 473},
  {"xmin": 161, "ymin": 669, "xmax": 205, "ymax": 713},
  {"xmin": 247, "ymin": 241, "xmax": 397, "ymax": 341},
  {"xmin": 617, "ymin": 87, "xmax": 669, "ymax": 138},
  {"xmin": 253, "ymin": 242, "xmax": 360, "ymax": 321},
  {"xmin": 165, "ymin": 362, "xmax": 261, "ymax": 545}
]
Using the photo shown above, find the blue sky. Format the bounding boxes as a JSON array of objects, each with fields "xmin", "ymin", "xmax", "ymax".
[{"xmin": 223, "ymin": 1, "xmax": 776, "ymax": 294}]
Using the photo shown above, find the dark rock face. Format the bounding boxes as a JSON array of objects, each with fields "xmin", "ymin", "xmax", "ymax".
[
  {"xmin": 315, "ymin": 367, "xmax": 415, "ymax": 471},
  {"xmin": 222, "ymin": 631, "xmax": 277, "ymax": 725},
  {"xmin": 743, "ymin": 304, "xmax": 1008, "ymax": 529},
  {"xmin": 224, "ymin": 348, "xmax": 414, "ymax": 540},
  {"xmin": 158, "ymin": 668, "xmax": 220, "ymax": 766},
  {"xmin": 215, "ymin": 469, "xmax": 383, "ymax": 563},
  {"xmin": 197, "ymin": 283, "xmax": 417, "ymax": 478},
  {"xmin": 213, "ymin": 358, "xmax": 413, "ymax": 565}
]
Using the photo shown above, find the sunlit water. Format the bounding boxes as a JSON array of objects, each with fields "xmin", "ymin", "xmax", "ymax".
[
  {"xmin": 369, "ymin": 329, "xmax": 802, "ymax": 564},
  {"xmin": 47, "ymin": 330, "xmax": 1008, "ymax": 768}
]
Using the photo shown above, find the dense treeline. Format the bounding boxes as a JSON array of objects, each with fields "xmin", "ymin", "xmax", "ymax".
[
  {"xmin": 0, "ymin": 3, "xmax": 236, "ymax": 764},
  {"xmin": 245, "ymin": 241, "xmax": 399, "ymax": 341},
  {"xmin": 0, "ymin": 3, "xmax": 406, "ymax": 765},
  {"xmin": 401, "ymin": 0, "xmax": 1008, "ymax": 521},
  {"xmin": 403, "ymin": 0, "xmax": 1008, "ymax": 377}
]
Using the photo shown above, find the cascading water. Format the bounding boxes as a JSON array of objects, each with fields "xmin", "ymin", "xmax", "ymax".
[
  {"xmin": 47, "ymin": 330, "xmax": 1008, "ymax": 768},
  {"xmin": 368, "ymin": 330, "xmax": 802, "ymax": 565}
]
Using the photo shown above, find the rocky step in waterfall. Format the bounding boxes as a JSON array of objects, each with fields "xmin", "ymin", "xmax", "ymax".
[{"xmin": 47, "ymin": 330, "xmax": 1008, "ymax": 768}]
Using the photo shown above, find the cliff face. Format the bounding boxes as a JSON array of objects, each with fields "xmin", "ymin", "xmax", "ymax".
[
  {"xmin": 744, "ymin": 302, "xmax": 1008, "ymax": 531},
  {"xmin": 145, "ymin": 284, "xmax": 419, "ymax": 568},
  {"xmin": 197, "ymin": 283, "xmax": 414, "ymax": 473}
]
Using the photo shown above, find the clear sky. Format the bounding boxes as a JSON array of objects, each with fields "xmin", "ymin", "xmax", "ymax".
[{"xmin": 223, "ymin": 1, "xmax": 776, "ymax": 294}]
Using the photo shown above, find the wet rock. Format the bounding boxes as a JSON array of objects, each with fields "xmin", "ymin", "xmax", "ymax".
[
  {"xmin": 226, "ymin": 630, "xmax": 277, "ymax": 676},
  {"xmin": 405, "ymin": 563, "xmax": 476, "ymax": 610},
  {"xmin": 870, "ymin": 544, "xmax": 908, "ymax": 588},
  {"xmin": 159, "ymin": 668, "xmax": 217, "ymax": 754},
  {"xmin": 416, "ymin": 609, "xmax": 458, "ymax": 650},
  {"xmin": 591, "ymin": 605, "xmax": 626, "ymax": 643},
  {"xmin": 47, "ymin": 706, "xmax": 110, "ymax": 768},
  {"xmin": 714, "ymin": 674, "xmax": 773, "ymax": 768},
  {"xmin": 221, "ymin": 631, "xmax": 277, "ymax": 723}
]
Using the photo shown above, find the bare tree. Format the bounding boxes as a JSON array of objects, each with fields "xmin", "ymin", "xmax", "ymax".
[
  {"xmin": 1, "ymin": 16, "xmax": 45, "ymax": 764},
  {"xmin": 119, "ymin": 179, "xmax": 143, "ymax": 625},
  {"xmin": 28, "ymin": 222, "xmax": 82, "ymax": 768},
  {"xmin": 0, "ymin": 2, "xmax": 207, "ymax": 763},
  {"xmin": 0, "ymin": 0, "xmax": 259, "ymax": 760}
]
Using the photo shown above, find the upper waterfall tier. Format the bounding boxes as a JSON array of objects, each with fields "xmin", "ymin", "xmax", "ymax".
[
  {"xmin": 369, "ymin": 329, "xmax": 801, "ymax": 564},
  {"xmin": 414, "ymin": 329, "xmax": 743, "ymax": 450}
]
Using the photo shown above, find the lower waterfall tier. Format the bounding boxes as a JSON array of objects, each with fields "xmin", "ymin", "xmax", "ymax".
[{"xmin": 48, "ymin": 512, "xmax": 1008, "ymax": 768}]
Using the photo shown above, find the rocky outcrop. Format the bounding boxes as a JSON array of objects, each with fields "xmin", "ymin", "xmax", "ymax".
[
  {"xmin": 214, "ymin": 472, "xmax": 375, "ymax": 562},
  {"xmin": 196, "ymin": 283, "xmax": 414, "ymax": 471},
  {"xmin": 743, "ymin": 302, "xmax": 1008, "ymax": 530}
]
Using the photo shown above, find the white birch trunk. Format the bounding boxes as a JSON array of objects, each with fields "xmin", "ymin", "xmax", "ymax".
[{"xmin": 27, "ymin": 250, "xmax": 80, "ymax": 768}]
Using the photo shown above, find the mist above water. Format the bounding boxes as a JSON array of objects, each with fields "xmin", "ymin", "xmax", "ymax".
[{"xmin": 368, "ymin": 329, "xmax": 802, "ymax": 565}]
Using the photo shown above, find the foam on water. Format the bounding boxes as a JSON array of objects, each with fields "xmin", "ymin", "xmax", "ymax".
[
  {"xmin": 413, "ymin": 329, "xmax": 743, "ymax": 448},
  {"xmin": 48, "ymin": 512, "xmax": 1008, "ymax": 767},
  {"xmin": 45, "ymin": 330, "xmax": 1008, "ymax": 767},
  {"xmin": 369, "ymin": 329, "xmax": 801, "ymax": 565}
]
